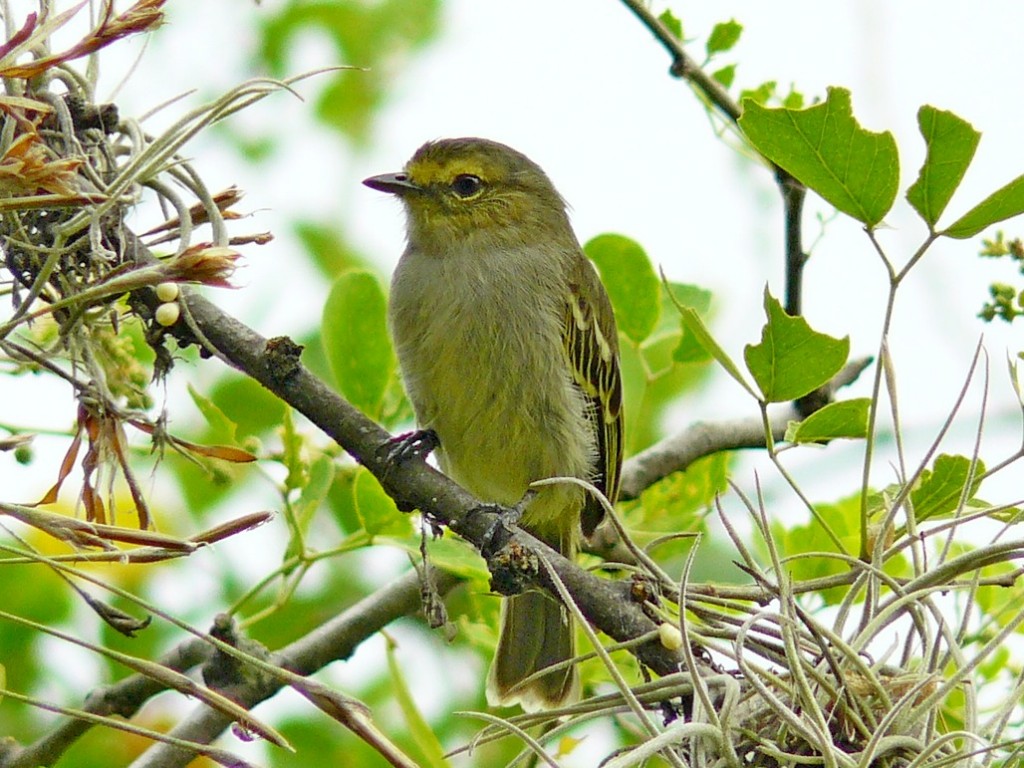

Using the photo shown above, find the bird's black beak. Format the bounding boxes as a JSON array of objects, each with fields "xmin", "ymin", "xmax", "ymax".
[{"xmin": 362, "ymin": 172, "xmax": 420, "ymax": 195}]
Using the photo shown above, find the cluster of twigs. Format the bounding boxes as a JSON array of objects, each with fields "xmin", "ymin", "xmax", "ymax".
[{"xmin": 0, "ymin": 0, "xmax": 274, "ymax": 533}]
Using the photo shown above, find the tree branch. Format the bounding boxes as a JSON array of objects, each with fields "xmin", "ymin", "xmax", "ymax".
[
  {"xmin": 127, "ymin": 567, "xmax": 463, "ymax": 768},
  {"xmin": 4, "ymin": 221, "xmax": 873, "ymax": 766},
  {"xmin": 1, "ymin": 639, "xmax": 212, "ymax": 768},
  {"xmin": 619, "ymin": 408, "xmax": 795, "ymax": 500},
  {"xmin": 174, "ymin": 271, "xmax": 687, "ymax": 676}
]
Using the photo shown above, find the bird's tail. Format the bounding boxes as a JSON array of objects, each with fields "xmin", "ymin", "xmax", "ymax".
[{"xmin": 485, "ymin": 588, "xmax": 578, "ymax": 711}]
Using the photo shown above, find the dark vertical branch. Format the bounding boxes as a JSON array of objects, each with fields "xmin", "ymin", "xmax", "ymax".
[{"xmin": 781, "ymin": 171, "xmax": 808, "ymax": 316}]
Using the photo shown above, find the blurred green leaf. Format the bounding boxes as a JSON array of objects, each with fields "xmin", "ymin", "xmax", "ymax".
[
  {"xmin": 786, "ymin": 398, "xmax": 870, "ymax": 443},
  {"xmin": 327, "ymin": 465, "xmax": 360, "ymax": 534},
  {"xmin": 906, "ymin": 106, "xmax": 979, "ymax": 228},
  {"xmin": 744, "ymin": 290, "xmax": 849, "ymax": 402},
  {"xmin": 740, "ymin": 80, "xmax": 777, "ymax": 106},
  {"xmin": 295, "ymin": 454, "xmax": 335, "ymax": 529},
  {"xmin": 616, "ymin": 279, "xmax": 716, "ymax": 456},
  {"xmin": 0, "ymin": 563, "xmax": 72, "ymax": 692},
  {"xmin": 658, "ymin": 9, "xmax": 682, "ymax": 39},
  {"xmin": 911, "ymin": 453, "xmax": 985, "ymax": 521},
  {"xmin": 773, "ymin": 496, "xmax": 860, "ymax": 605},
  {"xmin": 208, "ymin": 374, "xmax": 285, "ymax": 438},
  {"xmin": 296, "ymin": 220, "xmax": 373, "ymax": 278},
  {"xmin": 782, "ymin": 89, "xmax": 805, "ymax": 109},
  {"xmin": 281, "ymin": 407, "xmax": 305, "ymax": 492},
  {"xmin": 585, "ymin": 234, "xmax": 661, "ymax": 343},
  {"xmin": 322, "ymin": 271, "xmax": 395, "ymax": 417},
  {"xmin": 354, "ymin": 468, "xmax": 409, "ymax": 536},
  {"xmin": 944, "ymin": 174, "xmax": 1024, "ymax": 239},
  {"xmin": 187, "ymin": 383, "xmax": 239, "ymax": 444},
  {"xmin": 670, "ymin": 283, "xmax": 714, "ymax": 364},
  {"xmin": 282, "ymin": 454, "xmax": 333, "ymax": 569},
  {"xmin": 634, "ymin": 453, "xmax": 729, "ymax": 534},
  {"xmin": 706, "ymin": 19, "xmax": 742, "ymax": 55},
  {"xmin": 388, "ymin": 536, "xmax": 489, "ymax": 582},
  {"xmin": 258, "ymin": 0, "xmax": 442, "ymax": 145},
  {"xmin": 739, "ymin": 87, "xmax": 899, "ymax": 227},
  {"xmin": 712, "ymin": 64, "xmax": 736, "ymax": 89},
  {"xmin": 677, "ymin": 304, "xmax": 755, "ymax": 398},
  {"xmin": 666, "ymin": 282, "xmax": 713, "ymax": 316},
  {"xmin": 385, "ymin": 640, "xmax": 451, "ymax": 768}
]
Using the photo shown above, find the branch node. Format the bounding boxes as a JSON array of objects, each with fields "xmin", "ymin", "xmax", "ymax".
[
  {"xmin": 487, "ymin": 538, "xmax": 540, "ymax": 597},
  {"xmin": 264, "ymin": 336, "xmax": 303, "ymax": 384}
]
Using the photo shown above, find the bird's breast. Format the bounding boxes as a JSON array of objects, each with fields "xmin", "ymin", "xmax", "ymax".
[{"xmin": 388, "ymin": 246, "xmax": 596, "ymax": 511}]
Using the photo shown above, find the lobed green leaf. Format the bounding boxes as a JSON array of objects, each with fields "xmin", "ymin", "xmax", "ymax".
[
  {"xmin": 906, "ymin": 106, "xmax": 979, "ymax": 228},
  {"xmin": 739, "ymin": 87, "xmax": 899, "ymax": 227},
  {"xmin": 911, "ymin": 453, "xmax": 985, "ymax": 521},
  {"xmin": 744, "ymin": 290, "xmax": 849, "ymax": 403}
]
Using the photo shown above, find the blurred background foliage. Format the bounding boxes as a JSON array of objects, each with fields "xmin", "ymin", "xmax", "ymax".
[
  {"xmin": 9, "ymin": 2, "xmax": 1019, "ymax": 765},
  {"xmin": 0, "ymin": 2, "xmax": 729, "ymax": 766}
]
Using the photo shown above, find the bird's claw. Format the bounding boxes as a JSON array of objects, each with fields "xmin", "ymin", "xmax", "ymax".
[
  {"xmin": 475, "ymin": 490, "xmax": 533, "ymax": 559},
  {"xmin": 381, "ymin": 428, "xmax": 439, "ymax": 464}
]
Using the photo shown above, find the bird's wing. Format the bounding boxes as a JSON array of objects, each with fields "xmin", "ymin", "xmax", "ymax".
[{"xmin": 564, "ymin": 256, "xmax": 623, "ymax": 537}]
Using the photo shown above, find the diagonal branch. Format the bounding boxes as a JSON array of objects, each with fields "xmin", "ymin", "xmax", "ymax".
[
  {"xmin": 163, "ymin": 233, "xmax": 688, "ymax": 678},
  {"xmin": 4, "ymin": 225, "xmax": 871, "ymax": 767}
]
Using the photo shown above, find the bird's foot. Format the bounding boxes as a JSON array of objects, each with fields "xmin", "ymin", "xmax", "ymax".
[{"xmin": 381, "ymin": 428, "xmax": 439, "ymax": 464}]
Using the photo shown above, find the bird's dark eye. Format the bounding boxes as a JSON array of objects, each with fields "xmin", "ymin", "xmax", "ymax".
[{"xmin": 450, "ymin": 174, "xmax": 483, "ymax": 198}]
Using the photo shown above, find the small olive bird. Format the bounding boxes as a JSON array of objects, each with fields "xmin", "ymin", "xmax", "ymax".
[{"xmin": 364, "ymin": 138, "xmax": 623, "ymax": 711}]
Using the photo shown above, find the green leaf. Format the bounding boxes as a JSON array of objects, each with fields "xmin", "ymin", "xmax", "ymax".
[
  {"xmin": 669, "ymin": 283, "xmax": 713, "ymax": 363},
  {"xmin": 943, "ymin": 174, "xmax": 1024, "ymax": 239},
  {"xmin": 295, "ymin": 220, "xmax": 371, "ymax": 278},
  {"xmin": 706, "ymin": 19, "xmax": 742, "ymax": 55},
  {"xmin": 911, "ymin": 454, "xmax": 985, "ymax": 521},
  {"xmin": 782, "ymin": 89, "xmax": 805, "ymax": 110},
  {"xmin": 658, "ymin": 9, "xmax": 682, "ymax": 40},
  {"xmin": 744, "ymin": 290, "xmax": 849, "ymax": 402},
  {"xmin": 280, "ymin": 407, "xmax": 305, "ymax": 492},
  {"xmin": 208, "ymin": 375, "xmax": 285, "ymax": 439},
  {"xmin": 634, "ymin": 453, "xmax": 730, "ymax": 533},
  {"xmin": 739, "ymin": 87, "xmax": 899, "ymax": 227},
  {"xmin": 711, "ymin": 64, "xmax": 736, "ymax": 89},
  {"xmin": 665, "ymin": 282, "xmax": 712, "ymax": 316},
  {"xmin": 259, "ymin": 2, "xmax": 442, "ymax": 145},
  {"xmin": 322, "ymin": 271, "xmax": 395, "ymax": 417},
  {"xmin": 584, "ymin": 234, "xmax": 660, "ymax": 343},
  {"xmin": 188, "ymin": 384, "xmax": 239, "ymax": 444},
  {"xmin": 906, "ymin": 106, "xmax": 980, "ymax": 228},
  {"xmin": 388, "ymin": 536, "xmax": 489, "ymax": 581},
  {"xmin": 294, "ymin": 454, "xmax": 335, "ymax": 527},
  {"xmin": 354, "ymin": 468, "xmax": 409, "ymax": 536},
  {"xmin": 676, "ymin": 305, "xmax": 756, "ymax": 398},
  {"xmin": 283, "ymin": 454, "xmax": 335, "ymax": 567},
  {"xmin": 740, "ymin": 80, "xmax": 777, "ymax": 106},
  {"xmin": 773, "ymin": 494, "xmax": 863, "ymax": 605},
  {"xmin": 786, "ymin": 398, "xmax": 871, "ymax": 444},
  {"xmin": 385, "ymin": 641, "xmax": 451, "ymax": 768}
]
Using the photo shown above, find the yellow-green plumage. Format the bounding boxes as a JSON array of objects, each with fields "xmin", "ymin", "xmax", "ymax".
[{"xmin": 366, "ymin": 138, "xmax": 623, "ymax": 711}]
